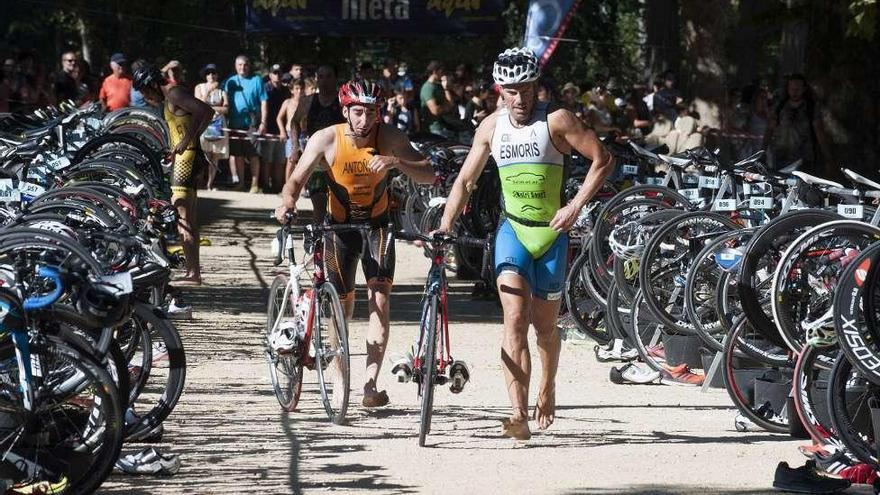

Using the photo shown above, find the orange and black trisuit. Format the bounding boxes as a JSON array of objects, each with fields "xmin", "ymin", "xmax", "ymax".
[{"xmin": 324, "ymin": 123, "xmax": 395, "ymax": 300}]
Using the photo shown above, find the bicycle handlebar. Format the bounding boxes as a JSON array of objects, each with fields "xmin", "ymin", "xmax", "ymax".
[
  {"xmin": 23, "ymin": 265, "xmax": 64, "ymax": 310},
  {"xmin": 395, "ymin": 230, "xmax": 486, "ymax": 249}
]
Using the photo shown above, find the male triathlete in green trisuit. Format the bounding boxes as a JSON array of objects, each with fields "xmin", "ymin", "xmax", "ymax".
[{"xmin": 439, "ymin": 48, "xmax": 614, "ymax": 440}]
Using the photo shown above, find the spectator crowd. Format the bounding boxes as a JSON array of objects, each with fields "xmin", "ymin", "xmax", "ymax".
[{"xmin": 0, "ymin": 47, "xmax": 836, "ymax": 192}]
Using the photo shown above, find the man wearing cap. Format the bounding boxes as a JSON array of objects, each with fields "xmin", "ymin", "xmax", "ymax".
[
  {"xmin": 99, "ymin": 53, "xmax": 132, "ymax": 111},
  {"xmin": 259, "ymin": 64, "xmax": 289, "ymax": 192},
  {"xmin": 223, "ymin": 54, "xmax": 268, "ymax": 192}
]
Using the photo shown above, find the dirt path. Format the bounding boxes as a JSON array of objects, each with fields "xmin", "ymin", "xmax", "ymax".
[{"xmin": 100, "ymin": 190, "xmax": 845, "ymax": 495}]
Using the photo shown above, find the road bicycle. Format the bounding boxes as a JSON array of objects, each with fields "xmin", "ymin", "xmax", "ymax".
[
  {"xmin": 393, "ymin": 230, "xmax": 486, "ymax": 446},
  {"xmin": 266, "ymin": 215, "xmax": 372, "ymax": 424}
]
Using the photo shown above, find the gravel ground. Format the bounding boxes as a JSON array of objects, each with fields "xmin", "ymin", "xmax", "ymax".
[{"xmin": 100, "ymin": 190, "xmax": 864, "ymax": 495}]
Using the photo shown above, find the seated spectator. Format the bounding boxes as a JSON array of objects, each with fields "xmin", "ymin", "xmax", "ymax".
[{"xmin": 664, "ymin": 115, "xmax": 704, "ymax": 154}]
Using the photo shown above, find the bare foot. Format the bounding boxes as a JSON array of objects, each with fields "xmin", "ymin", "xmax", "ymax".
[
  {"xmin": 501, "ymin": 418, "xmax": 531, "ymax": 440},
  {"xmin": 174, "ymin": 276, "xmax": 202, "ymax": 286},
  {"xmin": 533, "ymin": 387, "xmax": 556, "ymax": 430}
]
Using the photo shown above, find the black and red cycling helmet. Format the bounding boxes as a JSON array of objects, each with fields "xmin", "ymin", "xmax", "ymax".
[{"xmin": 338, "ymin": 79, "xmax": 383, "ymax": 107}]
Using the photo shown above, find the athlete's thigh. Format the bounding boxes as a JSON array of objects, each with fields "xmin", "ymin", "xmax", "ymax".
[
  {"xmin": 532, "ymin": 233, "xmax": 569, "ymax": 302},
  {"xmin": 324, "ymin": 229, "xmax": 362, "ymax": 299},
  {"xmin": 494, "ymin": 220, "xmax": 536, "ymax": 290},
  {"xmin": 362, "ymin": 224, "xmax": 394, "ymax": 290}
]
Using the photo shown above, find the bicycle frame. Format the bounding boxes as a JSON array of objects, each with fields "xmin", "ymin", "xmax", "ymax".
[
  {"xmin": 270, "ymin": 227, "xmax": 331, "ymax": 370},
  {"xmin": 414, "ymin": 247, "xmax": 453, "ymax": 380}
]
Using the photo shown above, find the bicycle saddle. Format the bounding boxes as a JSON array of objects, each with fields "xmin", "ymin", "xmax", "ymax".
[
  {"xmin": 791, "ymin": 171, "xmax": 845, "ymax": 189},
  {"xmin": 842, "ymin": 168, "xmax": 880, "ymax": 191},
  {"xmin": 657, "ymin": 153, "xmax": 692, "ymax": 168}
]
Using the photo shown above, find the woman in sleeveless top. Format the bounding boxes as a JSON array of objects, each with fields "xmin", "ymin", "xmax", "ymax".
[{"xmin": 195, "ymin": 64, "xmax": 228, "ymax": 190}]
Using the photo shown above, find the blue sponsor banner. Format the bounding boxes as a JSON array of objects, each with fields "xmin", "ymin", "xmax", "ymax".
[
  {"xmin": 523, "ymin": 0, "xmax": 581, "ymax": 67},
  {"xmin": 246, "ymin": 0, "xmax": 505, "ymax": 36}
]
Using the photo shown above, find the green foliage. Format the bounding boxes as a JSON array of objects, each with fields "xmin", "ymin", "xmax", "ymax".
[{"xmin": 847, "ymin": 0, "xmax": 877, "ymax": 40}]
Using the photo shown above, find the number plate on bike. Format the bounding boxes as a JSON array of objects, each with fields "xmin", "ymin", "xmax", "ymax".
[
  {"xmin": 0, "ymin": 179, "xmax": 19, "ymax": 203},
  {"xmin": 682, "ymin": 174, "xmax": 700, "ymax": 185},
  {"xmin": 645, "ymin": 177, "xmax": 664, "ymax": 186},
  {"xmin": 621, "ymin": 164, "xmax": 639, "ymax": 176},
  {"xmin": 837, "ymin": 204, "xmax": 864, "ymax": 219},
  {"xmin": 19, "ymin": 181, "xmax": 45, "ymax": 199},
  {"xmin": 712, "ymin": 199, "xmax": 736, "ymax": 211},
  {"xmin": 47, "ymin": 156, "xmax": 71, "ymax": 169},
  {"xmin": 748, "ymin": 196, "xmax": 773, "ymax": 209},
  {"xmin": 677, "ymin": 188, "xmax": 701, "ymax": 201},
  {"xmin": 699, "ymin": 176, "xmax": 721, "ymax": 189}
]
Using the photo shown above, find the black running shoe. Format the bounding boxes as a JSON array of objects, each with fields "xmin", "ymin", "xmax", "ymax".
[{"xmin": 773, "ymin": 461, "xmax": 851, "ymax": 494}]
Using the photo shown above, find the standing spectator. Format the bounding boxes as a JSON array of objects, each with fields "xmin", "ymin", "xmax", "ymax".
[
  {"xmin": 560, "ymin": 82, "xmax": 585, "ymax": 119},
  {"xmin": 624, "ymin": 86, "xmax": 653, "ymax": 138},
  {"xmin": 653, "ymin": 70, "xmax": 682, "ymax": 122},
  {"xmin": 357, "ymin": 61, "xmax": 376, "ymax": 81},
  {"xmin": 289, "ymin": 63, "xmax": 303, "ymax": 81},
  {"xmin": 764, "ymin": 73, "xmax": 833, "ymax": 176},
  {"xmin": 276, "ymin": 76, "xmax": 305, "ymax": 181},
  {"xmin": 643, "ymin": 77, "xmax": 662, "ymax": 112},
  {"xmin": 384, "ymin": 87, "xmax": 420, "ymax": 135},
  {"xmin": 260, "ymin": 64, "xmax": 289, "ymax": 193},
  {"xmin": 162, "ymin": 60, "xmax": 184, "ymax": 86},
  {"xmin": 195, "ymin": 63, "xmax": 229, "ymax": 191},
  {"xmin": 223, "ymin": 55, "xmax": 267, "ymax": 192},
  {"xmin": 303, "ymin": 77, "xmax": 316, "ymax": 96},
  {"xmin": 288, "ymin": 64, "xmax": 343, "ymax": 222},
  {"xmin": 379, "ymin": 57, "xmax": 401, "ymax": 94},
  {"xmin": 464, "ymin": 82, "xmax": 492, "ymax": 128},
  {"xmin": 0, "ymin": 71, "xmax": 10, "ymax": 113},
  {"xmin": 454, "ymin": 63, "xmax": 474, "ymax": 89},
  {"xmin": 420, "ymin": 60, "xmax": 463, "ymax": 138},
  {"xmin": 98, "ymin": 53, "xmax": 132, "ymax": 111},
  {"xmin": 129, "ymin": 59, "xmax": 151, "ymax": 108},
  {"xmin": 53, "ymin": 51, "xmax": 79, "ymax": 103},
  {"xmin": 537, "ymin": 79, "xmax": 555, "ymax": 103}
]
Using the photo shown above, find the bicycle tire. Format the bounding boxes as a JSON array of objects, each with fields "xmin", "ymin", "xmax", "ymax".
[
  {"xmin": 265, "ymin": 275, "xmax": 303, "ymax": 412},
  {"xmin": 124, "ymin": 303, "xmax": 186, "ymax": 437},
  {"xmin": 826, "ymin": 353, "xmax": 880, "ymax": 468},
  {"xmin": 640, "ymin": 211, "xmax": 739, "ymax": 335},
  {"xmin": 419, "ymin": 294, "xmax": 439, "ymax": 446},
  {"xmin": 314, "ymin": 282, "xmax": 350, "ymax": 424},
  {"xmin": 792, "ymin": 343, "xmax": 839, "ymax": 446},
  {"xmin": 721, "ymin": 319, "xmax": 791, "ymax": 434},
  {"xmin": 685, "ymin": 228, "xmax": 756, "ymax": 353},
  {"xmin": 737, "ymin": 210, "xmax": 841, "ymax": 346},
  {"xmin": 834, "ymin": 242, "xmax": 880, "ymax": 386},
  {"xmin": 563, "ymin": 247, "xmax": 610, "ymax": 344},
  {"xmin": 772, "ymin": 220, "xmax": 880, "ymax": 353}
]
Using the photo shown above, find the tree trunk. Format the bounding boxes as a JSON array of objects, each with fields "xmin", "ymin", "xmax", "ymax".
[
  {"xmin": 780, "ymin": 0, "xmax": 809, "ymax": 74},
  {"xmin": 730, "ymin": 0, "xmax": 763, "ymax": 86},
  {"xmin": 680, "ymin": 0, "xmax": 734, "ymax": 129},
  {"xmin": 643, "ymin": 0, "xmax": 680, "ymax": 83},
  {"xmin": 77, "ymin": 15, "xmax": 92, "ymax": 65}
]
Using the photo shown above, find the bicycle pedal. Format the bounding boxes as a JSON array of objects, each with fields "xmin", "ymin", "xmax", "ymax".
[{"xmin": 449, "ymin": 361, "xmax": 470, "ymax": 394}]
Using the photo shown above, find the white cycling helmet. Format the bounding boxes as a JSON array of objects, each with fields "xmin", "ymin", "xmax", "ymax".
[
  {"xmin": 608, "ymin": 221, "xmax": 649, "ymax": 261},
  {"xmin": 492, "ymin": 47, "xmax": 540, "ymax": 86}
]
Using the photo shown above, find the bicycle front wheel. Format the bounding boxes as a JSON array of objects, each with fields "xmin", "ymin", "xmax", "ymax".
[
  {"xmin": 314, "ymin": 283, "xmax": 350, "ymax": 424},
  {"xmin": 419, "ymin": 295, "xmax": 439, "ymax": 446},
  {"xmin": 265, "ymin": 275, "xmax": 303, "ymax": 412}
]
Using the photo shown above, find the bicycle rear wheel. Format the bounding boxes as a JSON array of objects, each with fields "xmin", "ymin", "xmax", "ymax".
[
  {"xmin": 419, "ymin": 295, "xmax": 439, "ymax": 446},
  {"xmin": 265, "ymin": 275, "xmax": 303, "ymax": 412},
  {"xmin": 314, "ymin": 283, "xmax": 350, "ymax": 424}
]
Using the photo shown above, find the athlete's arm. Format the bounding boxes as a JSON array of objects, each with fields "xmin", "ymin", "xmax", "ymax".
[
  {"xmin": 276, "ymin": 127, "xmax": 333, "ymax": 221},
  {"xmin": 370, "ymin": 126, "xmax": 435, "ymax": 184},
  {"xmin": 166, "ymin": 88, "xmax": 213, "ymax": 155},
  {"xmin": 548, "ymin": 108, "xmax": 615, "ymax": 232},
  {"xmin": 438, "ymin": 114, "xmax": 496, "ymax": 232}
]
